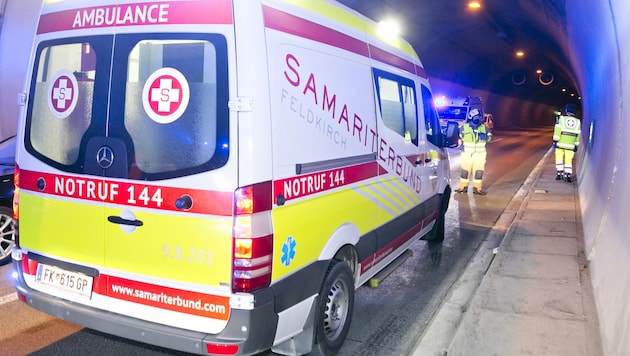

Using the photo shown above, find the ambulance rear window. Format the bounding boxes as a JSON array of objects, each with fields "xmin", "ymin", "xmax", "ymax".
[
  {"xmin": 25, "ymin": 34, "xmax": 229, "ymax": 180},
  {"xmin": 124, "ymin": 39, "xmax": 220, "ymax": 176},
  {"xmin": 28, "ymin": 41, "xmax": 98, "ymax": 166}
]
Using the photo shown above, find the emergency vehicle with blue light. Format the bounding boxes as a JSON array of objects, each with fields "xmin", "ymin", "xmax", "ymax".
[
  {"xmin": 12, "ymin": 0, "xmax": 458, "ymax": 355},
  {"xmin": 435, "ymin": 96, "xmax": 484, "ymax": 132}
]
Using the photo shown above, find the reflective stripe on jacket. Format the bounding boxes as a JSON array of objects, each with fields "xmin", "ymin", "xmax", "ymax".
[
  {"xmin": 553, "ymin": 115, "xmax": 581, "ymax": 150},
  {"xmin": 461, "ymin": 123, "xmax": 489, "ymax": 153}
]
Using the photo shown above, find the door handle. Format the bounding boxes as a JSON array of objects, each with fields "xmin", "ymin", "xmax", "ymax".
[{"xmin": 107, "ymin": 216, "xmax": 143, "ymax": 227}]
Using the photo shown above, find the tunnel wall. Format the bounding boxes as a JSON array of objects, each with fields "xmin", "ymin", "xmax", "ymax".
[
  {"xmin": 430, "ymin": 78, "xmax": 557, "ymax": 127},
  {"xmin": 0, "ymin": 0, "xmax": 39, "ymax": 139},
  {"xmin": 568, "ymin": 0, "xmax": 630, "ymax": 354}
]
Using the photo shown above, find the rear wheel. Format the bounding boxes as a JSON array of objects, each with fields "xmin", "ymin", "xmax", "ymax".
[
  {"xmin": 314, "ymin": 260, "xmax": 354, "ymax": 355},
  {"xmin": 424, "ymin": 188, "xmax": 450, "ymax": 242},
  {"xmin": 0, "ymin": 206, "xmax": 16, "ymax": 265}
]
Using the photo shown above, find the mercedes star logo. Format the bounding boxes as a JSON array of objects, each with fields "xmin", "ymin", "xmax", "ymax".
[{"xmin": 96, "ymin": 146, "xmax": 114, "ymax": 169}]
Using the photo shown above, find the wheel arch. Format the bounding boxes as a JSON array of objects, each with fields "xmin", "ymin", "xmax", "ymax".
[{"xmin": 318, "ymin": 223, "xmax": 360, "ymax": 284}]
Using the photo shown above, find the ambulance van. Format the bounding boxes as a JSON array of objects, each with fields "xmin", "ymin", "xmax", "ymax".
[{"xmin": 12, "ymin": 0, "xmax": 458, "ymax": 355}]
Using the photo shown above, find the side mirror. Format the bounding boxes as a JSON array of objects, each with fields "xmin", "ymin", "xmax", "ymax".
[{"xmin": 444, "ymin": 121, "xmax": 459, "ymax": 148}]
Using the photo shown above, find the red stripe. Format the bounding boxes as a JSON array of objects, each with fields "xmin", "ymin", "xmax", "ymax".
[
  {"xmin": 273, "ymin": 161, "xmax": 379, "ymax": 203},
  {"xmin": 18, "ymin": 170, "xmax": 233, "ymax": 216},
  {"xmin": 360, "ymin": 208, "xmax": 438, "ymax": 274},
  {"xmin": 263, "ymin": 6, "xmax": 426, "ymax": 78},
  {"xmin": 263, "ymin": 6, "xmax": 370, "ymax": 58},
  {"xmin": 37, "ymin": 0, "xmax": 233, "ymax": 34},
  {"xmin": 368, "ymin": 44, "xmax": 427, "ymax": 79},
  {"xmin": 21, "ymin": 255, "xmax": 230, "ymax": 320},
  {"xmin": 100, "ymin": 274, "xmax": 231, "ymax": 320}
]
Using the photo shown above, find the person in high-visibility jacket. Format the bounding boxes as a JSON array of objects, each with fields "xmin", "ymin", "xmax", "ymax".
[
  {"xmin": 553, "ymin": 104, "xmax": 581, "ymax": 182},
  {"xmin": 455, "ymin": 108, "xmax": 492, "ymax": 195}
]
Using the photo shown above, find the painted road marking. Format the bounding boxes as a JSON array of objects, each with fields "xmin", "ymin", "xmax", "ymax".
[{"xmin": 0, "ymin": 292, "xmax": 18, "ymax": 306}]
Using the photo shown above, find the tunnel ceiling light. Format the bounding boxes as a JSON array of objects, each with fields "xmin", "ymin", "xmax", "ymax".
[
  {"xmin": 468, "ymin": 1, "xmax": 481, "ymax": 9},
  {"xmin": 515, "ymin": 51, "xmax": 525, "ymax": 57},
  {"xmin": 536, "ymin": 69, "xmax": 543, "ymax": 74}
]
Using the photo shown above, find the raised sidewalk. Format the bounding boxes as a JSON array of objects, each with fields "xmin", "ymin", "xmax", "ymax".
[{"xmin": 412, "ymin": 149, "xmax": 603, "ymax": 356}]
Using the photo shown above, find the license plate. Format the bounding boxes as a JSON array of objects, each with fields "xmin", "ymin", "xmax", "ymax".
[{"xmin": 36, "ymin": 263, "xmax": 94, "ymax": 299}]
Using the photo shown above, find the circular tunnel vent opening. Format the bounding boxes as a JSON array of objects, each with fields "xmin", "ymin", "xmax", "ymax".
[
  {"xmin": 512, "ymin": 71, "xmax": 527, "ymax": 85},
  {"xmin": 538, "ymin": 72, "xmax": 554, "ymax": 85}
]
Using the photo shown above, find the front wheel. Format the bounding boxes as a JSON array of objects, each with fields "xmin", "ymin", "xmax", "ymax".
[{"xmin": 314, "ymin": 260, "xmax": 354, "ymax": 355}]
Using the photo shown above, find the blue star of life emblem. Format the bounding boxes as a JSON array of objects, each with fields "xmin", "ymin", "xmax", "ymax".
[{"xmin": 281, "ymin": 236, "xmax": 297, "ymax": 267}]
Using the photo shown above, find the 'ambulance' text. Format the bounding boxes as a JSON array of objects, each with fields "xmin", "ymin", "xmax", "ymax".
[{"xmin": 73, "ymin": 4, "xmax": 169, "ymax": 28}]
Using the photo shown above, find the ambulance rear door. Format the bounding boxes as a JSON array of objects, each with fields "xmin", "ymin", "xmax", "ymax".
[{"xmin": 18, "ymin": 0, "xmax": 237, "ymax": 334}]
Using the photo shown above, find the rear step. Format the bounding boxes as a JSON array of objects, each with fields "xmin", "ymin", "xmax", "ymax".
[{"xmin": 368, "ymin": 249, "xmax": 413, "ymax": 288}]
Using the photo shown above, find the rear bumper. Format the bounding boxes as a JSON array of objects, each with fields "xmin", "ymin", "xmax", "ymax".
[{"xmin": 12, "ymin": 258, "xmax": 278, "ymax": 356}]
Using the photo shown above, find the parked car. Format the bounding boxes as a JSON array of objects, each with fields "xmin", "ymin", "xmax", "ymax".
[{"xmin": 0, "ymin": 135, "xmax": 16, "ymax": 265}]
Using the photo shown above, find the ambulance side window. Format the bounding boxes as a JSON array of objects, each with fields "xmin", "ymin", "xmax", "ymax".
[
  {"xmin": 373, "ymin": 69, "xmax": 418, "ymax": 146},
  {"xmin": 421, "ymin": 85, "xmax": 441, "ymax": 146},
  {"xmin": 26, "ymin": 40, "xmax": 101, "ymax": 166}
]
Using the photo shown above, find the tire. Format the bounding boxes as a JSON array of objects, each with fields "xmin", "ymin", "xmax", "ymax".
[
  {"xmin": 424, "ymin": 189, "xmax": 450, "ymax": 243},
  {"xmin": 425, "ymin": 207, "xmax": 445, "ymax": 242},
  {"xmin": 0, "ymin": 206, "xmax": 16, "ymax": 266},
  {"xmin": 314, "ymin": 260, "xmax": 354, "ymax": 355}
]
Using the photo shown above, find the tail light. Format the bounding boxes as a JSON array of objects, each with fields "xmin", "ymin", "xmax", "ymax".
[
  {"xmin": 232, "ymin": 182, "xmax": 273, "ymax": 293},
  {"xmin": 12, "ymin": 165, "xmax": 19, "ymax": 247}
]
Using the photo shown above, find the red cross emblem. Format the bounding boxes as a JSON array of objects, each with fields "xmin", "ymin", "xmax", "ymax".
[
  {"xmin": 142, "ymin": 68, "xmax": 190, "ymax": 124},
  {"xmin": 48, "ymin": 70, "xmax": 79, "ymax": 119},
  {"xmin": 148, "ymin": 76, "xmax": 183, "ymax": 115}
]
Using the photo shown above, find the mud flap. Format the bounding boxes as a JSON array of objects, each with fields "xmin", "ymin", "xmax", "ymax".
[{"xmin": 271, "ymin": 298, "xmax": 316, "ymax": 356}]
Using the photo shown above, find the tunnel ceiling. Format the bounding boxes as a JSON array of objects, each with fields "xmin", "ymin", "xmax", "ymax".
[{"xmin": 337, "ymin": 0, "xmax": 578, "ymax": 106}]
